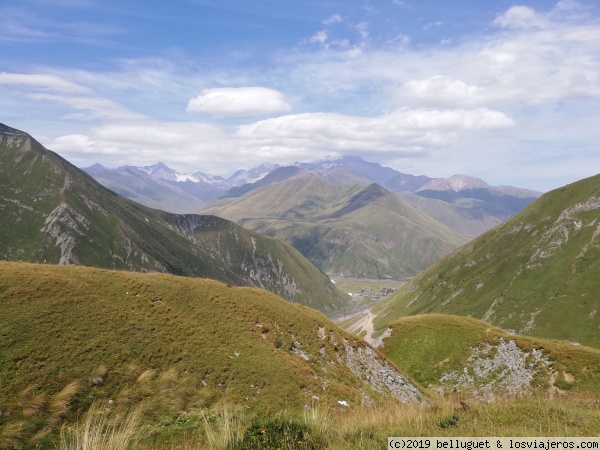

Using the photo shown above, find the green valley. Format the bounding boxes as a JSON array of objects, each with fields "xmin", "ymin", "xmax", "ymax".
[{"xmin": 0, "ymin": 124, "xmax": 347, "ymax": 313}]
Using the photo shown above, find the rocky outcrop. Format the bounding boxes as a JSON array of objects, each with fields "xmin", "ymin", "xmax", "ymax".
[{"xmin": 436, "ymin": 339, "xmax": 553, "ymax": 401}]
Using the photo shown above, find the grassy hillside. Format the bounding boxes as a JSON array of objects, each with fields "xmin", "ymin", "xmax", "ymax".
[
  {"xmin": 202, "ymin": 175, "xmax": 469, "ymax": 279},
  {"xmin": 0, "ymin": 124, "xmax": 347, "ymax": 312},
  {"xmin": 379, "ymin": 314, "xmax": 600, "ymax": 397},
  {"xmin": 0, "ymin": 261, "xmax": 421, "ymax": 447},
  {"xmin": 2, "ymin": 264, "xmax": 599, "ymax": 448},
  {"xmin": 372, "ymin": 174, "xmax": 600, "ymax": 347}
]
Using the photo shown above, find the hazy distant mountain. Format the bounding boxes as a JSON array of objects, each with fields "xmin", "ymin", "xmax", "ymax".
[
  {"xmin": 417, "ymin": 174, "xmax": 542, "ymax": 198},
  {"xmin": 415, "ymin": 174, "xmax": 541, "ymax": 221},
  {"xmin": 84, "ymin": 161, "xmax": 282, "ymax": 212},
  {"xmin": 417, "ymin": 174, "xmax": 491, "ymax": 192},
  {"xmin": 202, "ymin": 173, "xmax": 469, "ymax": 279},
  {"xmin": 0, "ymin": 123, "xmax": 347, "ymax": 312},
  {"xmin": 223, "ymin": 162, "xmax": 281, "ymax": 187},
  {"xmin": 373, "ymin": 173, "xmax": 600, "ymax": 347},
  {"xmin": 223, "ymin": 166, "xmax": 309, "ymax": 198},
  {"xmin": 298, "ymin": 155, "xmax": 432, "ymax": 192},
  {"xmin": 140, "ymin": 161, "xmax": 225, "ymax": 184},
  {"xmin": 399, "ymin": 192, "xmax": 504, "ymax": 238},
  {"xmin": 84, "ymin": 156, "xmax": 540, "ymax": 237},
  {"xmin": 84, "ymin": 164, "xmax": 205, "ymax": 214}
]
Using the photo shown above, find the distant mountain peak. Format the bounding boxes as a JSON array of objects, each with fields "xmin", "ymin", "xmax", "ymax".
[
  {"xmin": 85, "ymin": 163, "xmax": 108, "ymax": 172},
  {"xmin": 417, "ymin": 174, "xmax": 543, "ymax": 199},
  {"xmin": 418, "ymin": 175, "xmax": 490, "ymax": 193},
  {"xmin": 224, "ymin": 163, "xmax": 282, "ymax": 185},
  {"xmin": 339, "ymin": 155, "xmax": 366, "ymax": 162}
]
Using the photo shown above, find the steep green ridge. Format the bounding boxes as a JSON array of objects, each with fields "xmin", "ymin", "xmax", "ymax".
[
  {"xmin": 380, "ymin": 314, "xmax": 600, "ymax": 396},
  {"xmin": 0, "ymin": 261, "xmax": 421, "ymax": 410},
  {"xmin": 373, "ymin": 174, "xmax": 600, "ymax": 347},
  {"xmin": 202, "ymin": 175, "xmax": 469, "ymax": 279},
  {"xmin": 0, "ymin": 124, "xmax": 347, "ymax": 312}
]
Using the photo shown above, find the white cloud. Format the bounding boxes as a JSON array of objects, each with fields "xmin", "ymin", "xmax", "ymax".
[
  {"xmin": 28, "ymin": 93, "xmax": 147, "ymax": 121},
  {"xmin": 423, "ymin": 21, "xmax": 443, "ymax": 30},
  {"xmin": 186, "ymin": 87, "xmax": 292, "ymax": 117},
  {"xmin": 0, "ymin": 72, "xmax": 90, "ymax": 94},
  {"xmin": 356, "ymin": 22, "xmax": 369, "ymax": 40},
  {"xmin": 388, "ymin": 33, "xmax": 410, "ymax": 46},
  {"xmin": 40, "ymin": 107, "xmax": 513, "ymax": 175},
  {"xmin": 493, "ymin": 6, "xmax": 548, "ymax": 29},
  {"xmin": 46, "ymin": 121, "xmax": 232, "ymax": 169},
  {"xmin": 286, "ymin": 3, "xmax": 600, "ymax": 111},
  {"xmin": 234, "ymin": 108, "xmax": 514, "ymax": 159},
  {"xmin": 323, "ymin": 14, "xmax": 342, "ymax": 25},
  {"xmin": 309, "ymin": 30, "xmax": 328, "ymax": 45},
  {"xmin": 397, "ymin": 76, "xmax": 485, "ymax": 106}
]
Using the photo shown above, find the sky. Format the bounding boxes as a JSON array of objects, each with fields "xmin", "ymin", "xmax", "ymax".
[{"xmin": 2, "ymin": 0, "xmax": 600, "ymax": 191}]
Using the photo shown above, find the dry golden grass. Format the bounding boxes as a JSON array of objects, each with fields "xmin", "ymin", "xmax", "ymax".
[
  {"xmin": 59, "ymin": 400, "xmax": 145, "ymax": 450},
  {"xmin": 2, "ymin": 388, "xmax": 584, "ymax": 450},
  {"xmin": 49, "ymin": 382, "xmax": 80, "ymax": 426}
]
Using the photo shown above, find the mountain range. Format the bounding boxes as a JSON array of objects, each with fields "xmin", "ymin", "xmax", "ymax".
[
  {"xmin": 84, "ymin": 161, "xmax": 281, "ymax": 214},
  {"xmin": 202, "ymin": 172, "xmax": 469, "ymax": 279},
  {"xmin": 83, "ymin": 157, "xmax": 541, "ymax": 278},
  {"xmin": 0, "ymin": 123, "xmax": 346, "ymax": 312},
  {"xmin": 84, "ymin": 156, "xmax": 541, "ymax": 236}
]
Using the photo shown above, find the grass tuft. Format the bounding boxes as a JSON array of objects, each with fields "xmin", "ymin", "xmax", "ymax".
[
  {"xmin": 59, "ymin": 400, "xmax": 145, "ymax": 450},
  {"xmin": 49, "ymin": 382, "xmax": 80, "ymax": 425}
]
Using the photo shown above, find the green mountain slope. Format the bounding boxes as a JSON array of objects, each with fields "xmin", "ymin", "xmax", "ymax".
[
  {"xmin": 0, "ymin": 124, "xmax": 347, "ymax": 312},
  {"xmin": 0, "ymin": 261, "xmax": 422, "ymax": 445},
  {"xmin": 400, "ymin": 191, "xmax": 504, "ymax": 237},
  {"xmin": 373, "ymin": 174, "xmax": 600, "ymax": 347},
  {"xmin": 380, "ymin": 314, "xmax": 600, "ymax": 398},
  {"xmin": 202, "ymin": 175, "xmax": 469, "ymax": 279}
]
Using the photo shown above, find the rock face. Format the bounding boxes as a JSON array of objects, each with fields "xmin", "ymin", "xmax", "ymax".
[
  {"xmin": 0, "ymin": 123, "xmax": 347, "ymax": 312},
  {"xmin": 436, "ymin": 339, "xmax": 552, "ymax": 401},
  {"xmin": 342, "ymin": 339, "xmax": 422, "ymax": 403}
]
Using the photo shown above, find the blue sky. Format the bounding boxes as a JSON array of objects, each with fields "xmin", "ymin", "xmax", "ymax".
[{"xmin": 2, "ymin": 0, "xmax": 600, "ymax": 191}]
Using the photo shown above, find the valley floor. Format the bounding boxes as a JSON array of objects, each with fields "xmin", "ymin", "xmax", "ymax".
[{"xmin": 329, "ymin": 277, "xmax": 407, "ymax": 321}]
